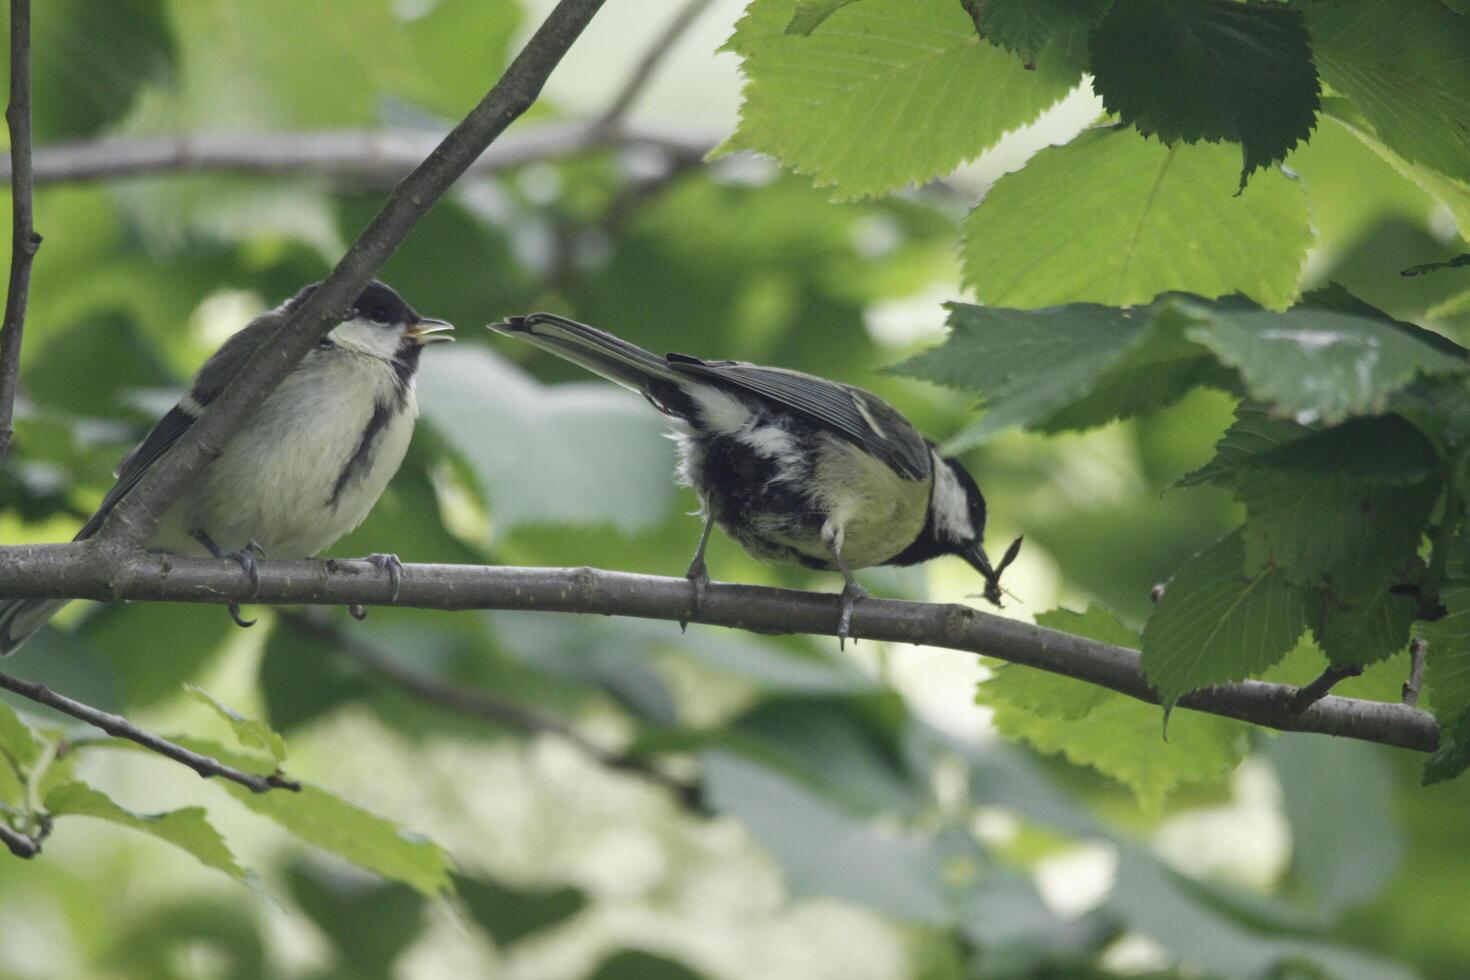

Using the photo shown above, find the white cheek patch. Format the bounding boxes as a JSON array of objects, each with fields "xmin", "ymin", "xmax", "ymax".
[
  {"xmin": 331, "ymin": 317, "xmax": 401, "ymax": 360},
  {"xmin": 690, "ymin": 384, "xmax": 752, "ymax": 435},
  {"xmin": 931, "ymin": 459, "xmax": 974, "ymax": 542}
]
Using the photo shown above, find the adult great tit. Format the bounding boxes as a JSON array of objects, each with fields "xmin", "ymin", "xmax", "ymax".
[
  {"xmin": 489, "ymin": 313, "xmax": 1020, "ymax": 641},
  {"xmin": 0, "ymin": 280, "xmax": 453, "ymax": 655}
]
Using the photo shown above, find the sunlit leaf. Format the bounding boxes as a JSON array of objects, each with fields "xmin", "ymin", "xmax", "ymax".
[
  {"xmin": 961, "ymin": 127, "xmax": 1312, "ymax": 309},
  {"xmin": 45, "ymin": 781, "xmax": 248, "ymax": 882},
  {"xmin": 186, "ymin": 685, "xmax": 287, "ymax": 764}
]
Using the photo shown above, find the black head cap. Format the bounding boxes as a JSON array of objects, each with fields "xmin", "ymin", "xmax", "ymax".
[{"xmin": 282, "ymin": 279, "xmax": 419, "ymax": 326}]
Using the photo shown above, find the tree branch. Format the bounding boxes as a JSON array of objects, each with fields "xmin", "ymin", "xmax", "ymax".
[
  {"xmin": 282, "ymin": 611, "xmax": 702, "ymax": 808},
  {"xmin": 1288, "ymin": 663, "xmax": 1364, "ymax": 714},
  {"xmin": 0, "ymin": 121, "xmax": 720, "ymax": 189},
  {"xmin": 0, "ymin": 0, "xmax": 40, "ymax": 461},
  {"xmin": 0, "ymin": 547, "xmax": 1441, "ymax": 754},
  {"xmin": 91, "ymin": 0, "xmax": 608, "ymax": 548},
  {"xmin": 597, "ymin": 0, "xmax": 717, "ymax": 126},
  {"xmin": 0, "ymin": 666, "xmax": 300, "ymax": 793}
]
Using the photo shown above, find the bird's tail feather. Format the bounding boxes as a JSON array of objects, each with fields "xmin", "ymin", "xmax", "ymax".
[
  {"xmin": 0, "ymin": 598, "xmax": 68, "ymax": 657},
  {"xmin": 489, "ymin": 313, "xmax": 681, "ymax": 395}
]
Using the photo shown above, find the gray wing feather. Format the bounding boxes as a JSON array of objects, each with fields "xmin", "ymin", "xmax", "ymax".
[
  {"xmin": 667, "ymin": 354, "xmax": 932, "ymax": 480},
  {"xmin": 76, "ymin": 314, "xmax": 284, "ymax": 541}
]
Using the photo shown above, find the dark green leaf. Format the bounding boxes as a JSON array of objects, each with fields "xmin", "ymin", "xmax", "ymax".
[
  {"xmin": 701, "ymin": 750, "xmax": 950, "ymax": 923},
  {"xmin": 961, "ymin": 127, "xmax": 1312, "ymax": 309},
  {"xmin": 1181, "ymin": 303, "xmax": 1469, "ymax": 425},
  {"xmin": 1305, "ymin": 0, "xmax": 1470, "ymax": 185},
  {"xmin": 1311, "ymin": 582, "xmax": 1420, "ymax": 668},
  {"xmin": 1423, "ymin": 706, "xmax": 1470, "ymax": 785},
  {"xmin": 0, "ymin": 701, "xmax": 44, "ymax": 773},
  {"xmin": 260, "ymin": 618, "xmax": 371, "ymax": 734},
  {"xmin": 1268, "ymin": 738, "xmax": 1402, "ymax": 913},
  {"xmin": 454, "ymin": 873, "xmax": 588, "ymax": 946},
  {"xmin": 45, "ymin": 781, "xmax": 248, "ymax": 882},
  {"xmin": 1090, "ymin": 0, "xmax": 1318, "ymax": 187},
  {"xmin": 1175, "ymin": 402, "xmax": 1319, "ymax": 489},
  {"xmin": 80, "ymin": 603, "xmax": 235, "ymax": 710},
  {"xmin": 1420, "ymin": 584, "xmax": 1470, "ymax": 720},
  {"xmin": 286, "ymin": 862, "xmax": 424, "ymax": 980},
  {"xmin": 960, "ymin": 0, "xmax": 1111, "ymax": 64},
  {"xmin": 1141, "ymin": 530, "xmax": 1310, "ymax": 706},
  {"xmin": 723, "ymin": 0, "xmax": 1081, "ymax": 199},
  {"xmin": 587, "ymin": 950, "xmax": 708, "ymax": 980}
]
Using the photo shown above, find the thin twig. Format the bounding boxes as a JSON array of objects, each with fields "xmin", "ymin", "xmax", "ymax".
[
  {"xmin": 284, "ymin": 611, "xmax": 702, "ymax": 808},
  {"xmin": 0, "ymin": 549, "xmax": 1443, "ymax": 754},
  {"xmin": 1404, "ymin": 636, "xmax": 1427, "ymax": 707},
  {"xmin": 0, "ymin": 122, "xmax": 721, "ymax": 189},
  {"xmin": 1288, "ymin": 663, "xmax": 1365, "ymax": 714},
  {"xmin": 597, "ymin": 0, "xmax": 717, "ymax": 126},
  {"xmin": 0, "ymin": 0, "xmax": 41, "ymax": 461},
  {"xmin": 92, "ymin": 0, "xmax": 609, "ymax": 548},
  {"xmin": 0, "ymin": 821, "xmax": 39, "ymax": 858},
  {"xmin": 0, "ymin": 668, "xmax": 299, "ymax": 793}
]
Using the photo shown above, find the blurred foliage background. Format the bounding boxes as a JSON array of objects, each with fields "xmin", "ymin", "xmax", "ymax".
[{"xmin": 0, "ymin": 0, "xmax": 1468, "ymax": 977}]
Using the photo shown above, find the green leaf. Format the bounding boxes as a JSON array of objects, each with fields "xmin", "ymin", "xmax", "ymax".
[
  {"xmin": 81, "ymin": 604, "xmax": 236, "ymax": 710},
  {"xmin": 724, "ymin": 0, "xmax": 1081, "ymax": 199},
  {"xmin": 1423, "ymin": 706, "xmax": 1470, "ymax": 785},
  {"xmin": 285, "ymin": 862, "xmax": 424, "ymax": 980},
  {"xmin": 962, "ymin": 127, "xmax": 1312, "ymax": 309},
  {"xmin": 454, "ymin": 873, "xmax": 589, "ymax": 946},
  {"xmin": 1175, "ymin": 402, "xmax": 1319, "ymax": 489},
  {"xmin": 983, "ymin": 607, "xmax": 1249, "ymax": 811},
  {"xmin": 1090, "ymin": 0, "xmax": 1318, "ymax": 187},
  {"xmin": 701, "ymin": 749, "xmax": 950, "ymax": 923},
  {"xmin": 783, "ymin": 0, "xmax": 858, "ymax": 34},
  {"xmin": 959, "ymin": 0, "xmax": 1111, "ymax": 64},
  {"xmin": 1304, "ymin": 0, "xmax": 1470, "ymax": 185},
  {"xmin": 1420, "ymin": 584, "xmax": 1470, "ymax": 720},
  {"xmin": 1268, "ymin": 737, "xmax": 1402, "ymax": 913},
  {"xmin": 418, "ymin": 347, "xmax": 675, "ymax": 536},
  {"xmin": 172, "ymin": 738, "xmax": 452, "ymax": 896},
  {"xmin": 259, "ymin": 618, "xmax": 371, "ymax": 734},
  {"xmin": 0, "ymin": 701, "xmax": 44, "ymax": 774},
  {"xmin": 1141, "ymin": 530, "xmax": 1310, "ymax": 706},
  {"xmin": 1181, "ymin": 303, "xmax": 1470, "ymax": 425},
  {"xmin": 185, "ymin": 686, "xmax": 287, "ymax": 764},
  {"xmin": 45, "ymin": 781, "xmax": 248, "ymax": 882},
  {"xmin": 588, "ymin": 950, "xmax": 708, "ymax": 980},
  {"xmin": 890, "ymin": 298, "xmax": 1231, "ymax": 445},
  {"xmin": 1325, "ymin": 104, "xmax": 1470, "ymax": 241},
  {"xmin": 228, "ymin": 781, "xmax": 452, "ymax": 897},
  {"xmin": 1312, "ymin": 582, "xmax": 1420, "ymax": 668},
  {"xmin": 1234, "ymin": 417, "xmax": 1441, "ymax": 601}
]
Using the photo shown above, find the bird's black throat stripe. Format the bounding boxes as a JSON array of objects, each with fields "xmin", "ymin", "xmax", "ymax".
[{"xmin": 330, "ymin": 399, "xmax": 394, "ymax": 507}]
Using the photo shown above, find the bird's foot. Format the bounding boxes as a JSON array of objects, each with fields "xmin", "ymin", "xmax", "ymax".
[
  {"xmin": 227, "ymin": 603, "xmax": 256, "ymax": 629},
  {"xmin": 225, "ymin": 541, "xmax": 264, "ymax": 597},
  {"xmin": 366, "ymin": 553, "xmax": 403, "ymax": 602},
  {"xmin": 837, "ymin": 580, "xmax": 868, "ymax": 650},
  {"xmin": 680, "ymin": 557, "xmax": 710, "ymax": 633}
]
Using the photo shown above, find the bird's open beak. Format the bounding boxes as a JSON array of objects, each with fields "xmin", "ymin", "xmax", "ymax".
[
  {"xmin": 407, "ymin": 316, "xmax": 455, "ymax": 345},
  {"xmin": 963, "ymin": 535, "xmax": 1023, "ymax": 608}
]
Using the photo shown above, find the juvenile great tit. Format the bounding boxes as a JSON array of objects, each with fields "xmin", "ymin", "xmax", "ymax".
[
  {"xmin": 0, "ymin": 280, "xmax": 453, "ymax": 655},
  {"xmin": 489, "ymin": 313, "xmax": 1020, "ymax": 641}
]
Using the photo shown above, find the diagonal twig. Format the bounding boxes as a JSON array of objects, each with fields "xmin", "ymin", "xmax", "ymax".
[
  {"xmin": 1289, "ymin": 663, "xmax": 1365, "ymax": 714},
  {"xmin": 1404, "ymin": 636, "xmax": 1427, "ymax": 707},
  {"xmin": 0, "ymin": 0, "xmax": 41, "ymax": 462},
  {"xmin": 0, "ymin": 669, "xmax": 299, "ymax": 794},
  {"xmin": 93, "ymin": 0, "xmax": 609, "ymax": 548}
]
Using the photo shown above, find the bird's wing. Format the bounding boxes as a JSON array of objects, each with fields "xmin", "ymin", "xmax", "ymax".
[
  {"xmin": 667, "ymin": 354, "xmax": 932, "ymax": 481},
  {"xmin": 75, "ymin": 314, "xmax": 285, "ymax": 541}
]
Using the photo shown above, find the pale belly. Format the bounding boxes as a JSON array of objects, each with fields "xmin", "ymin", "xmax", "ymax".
[{"xmin": 150, "ymin": 369, "xmax": 416, "ymax": 559}]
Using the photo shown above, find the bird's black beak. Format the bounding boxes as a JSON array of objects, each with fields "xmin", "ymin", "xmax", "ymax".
[
  {"xmin": 963, "ymin": 536, "xmax": 1023, "ymax": 607},
  {"xmin": 407, "ymin": 316, "xmax": 455, "ymax": 346}
]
